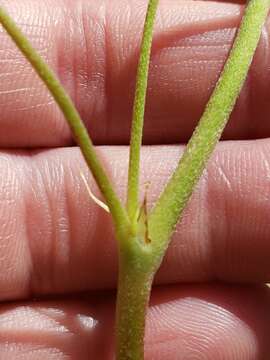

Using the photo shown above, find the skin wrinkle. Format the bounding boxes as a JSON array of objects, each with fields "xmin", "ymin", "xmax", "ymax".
[
  {"xmin": 0, "ymin": 343, "xmax": 68, "ymax": 360},
  {"xmin": 105, "ymin": 0, "xmax": 133, "ymax": 143},
  {"xmin": 0, "ymin": 285, "xmax": 268, "ymax": 359},
  {"xmin": 146, "ymin": 301, "xmax": 254, "ymax": 359},
  {"xmin": 0, "ymin": 153, "xmax": 31, "ymax": 300},
  {"xmin": 81, "ymin": 0, "xmax": 108, "ymax": 143},
  {"xmin": 0, "ymin": 3, "xmax": 268, "ymax": 146},
  {"xmin": 0, "ymin": 139, "xmax": 269, "ymax": 299},
  {"xmin": 54, "ymin": 0, "xmax": 77, "ymax": 144},
  {"xmin": 4, "ymin": 0, "xmax": 270, "ymax": 146},
  {"xmin": 1, "ymin": 1, "xmax": 270, "ymax": 357},
  {"xmin": 0, "ymin": 0, "xmax": 65, "ymax": 145},
  {"xmin": 107, "ymin": 0, "xmax": 242, "ymax": 144},
  {"xmin": 53, "ymin": 164, "xmax": 72, "ymax": 292},
  {"xmin": 103, "ymin": 0, "xmax": 112, "ymax": 145},
  {"xmin": 195, "ymin": 173, "xmax": 212, "ymax": 280},
  {"xmin": 32, "ymin": 156, "xmax": 56, "ymax": 295},
  {"xmin": 40, "ymin": 157, "xmax": 59, "ymax": 295},
  {"xmin": 62, "ymin": 166, "xmax": 77, "ymax": 291},
  {"xmin": 44, "ymin": 156, "xmax": 77, "ymax": 295},
  {"xmin": 238, "ymin": 16, "xmax": 270, "ymax": 139},
  {"xmin": 260, "ymin": 145, "xmax": 270, "ymax": 177},
  {"xmin": 252, "ymin": 15, "xmax": 270, "ymax": 138},
  {"xmin": 145, "ymin": 284, "xmax": 269, "ymax": 359},
  {"xmin": 70, "ymin": 4, "xmax": 80, "ymax": 117},
  {"xmin": 22, "ymin": 157, "xmax": 37, "ymax": 299},
  {"xmin": 208, "ymin": 144, "xmax": 270, "ymax": 282},
  {"xmin": 208, "ymin": 169, "xmax": 233, "ymax": 281}
]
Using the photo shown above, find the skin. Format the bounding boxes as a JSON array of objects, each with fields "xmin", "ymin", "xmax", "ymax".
[{"xmin": 0, "ymin": 0, "xmax": 270, "ymax": 358}]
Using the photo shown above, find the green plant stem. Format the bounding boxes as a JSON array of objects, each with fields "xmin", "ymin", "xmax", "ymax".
[
  {"xmin": 116, "ymin": 252, "xmax": 153, "ymax": 360},
  {"xmin": 0, "ymin": 6, "xmax": 129, "ymax": 231},
  {"xmin": 127, "ymin": 0, "xmax": 159, "ymax": 225},
  {"xmin": 148, "ymin": 0, "xmax": 270, "ymax": 260},
  {"xmin": 1, "ymin": 1, "xmax": 269, "ymax": 360}
]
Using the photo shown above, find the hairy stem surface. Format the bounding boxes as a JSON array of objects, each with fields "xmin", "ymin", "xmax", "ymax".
[
  {"xmin": 0, "ymin": 6, "xmax": 128, "ymax": 230},
  {"xmin": 116, "ymin": 253, "xmax": 153, "ymax": 360},
  {"xmin": 148, "ymin": 0, "xmax": 270, "ymax": 261},
  {"xmin": 127, "ymin": 0, "xmax": 159, "ymax": 224},
  {"xmin": 1, "ymin": 1, "xmax": 269, "ymax": 360}
]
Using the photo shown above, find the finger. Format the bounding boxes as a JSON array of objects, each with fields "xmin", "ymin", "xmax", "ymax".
[
  {"xmin": 0, "ymin": 0, "xmax": 269, "ymax": 147},
  {"xmin": 0, "ymin": 284, "xmax": 269, "ymax": 359},
  {"xmin": 0, "ymin": 140, "xmax": 270, "ymax": 300},
  {"xmin": 202, "ymin": 0, "xmax": 245, "ymax": 3}
]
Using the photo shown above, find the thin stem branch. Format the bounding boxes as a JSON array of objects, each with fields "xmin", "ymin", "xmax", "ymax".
[
  {"xmin": 148, "ymin": 0, "xmax": 270, "ymax": 258},
  {"xmin": 127, "ymin": 0, "xmax": 159, "ymax": 225},
  {"xmin": 1, "ymin": 2, "xmax": 269, "ymax": 360},
  {"xmin": 116, "ymin": 254, "xmax": 153, "ymax": 360},
  {"xmin": 0, "ymin": 6, "xmax": 129, "ymax": 231}
]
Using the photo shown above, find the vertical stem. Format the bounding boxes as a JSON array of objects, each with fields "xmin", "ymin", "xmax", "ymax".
[
  {"xmin": 127, "ymin": 0, "xmax": 159, "ymax": 224},
  {"xmin": 116, "ymin": 256, "xmax": 153, "ymax": 360}
]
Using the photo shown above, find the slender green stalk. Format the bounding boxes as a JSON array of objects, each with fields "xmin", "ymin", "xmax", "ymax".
[
  {"xmin": 127, "ymin": 0, "xmax": 159, "ymax": 225},
  {"xmin": 148, "ymin": 0, "xmax": 270, "ymax": 262},
  {"xmin": 116, "ymin": 256, "xmax": 153, "ymax": 360},
  {"xmin": 0, "ymin": 6, "xmax": 129, "ymax": 231},
  {"xmin": 1, "ymin": 1, "xmax": 269, "ymax": 359},
  {"xmin": 117, "ymin": 3, "xmax": 159, "ymax": 356}
]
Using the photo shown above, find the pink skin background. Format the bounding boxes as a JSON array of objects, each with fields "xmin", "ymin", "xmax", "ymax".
[{"xmin": 0, "ymin": 0, "xmax": 270, "ymax": 358}]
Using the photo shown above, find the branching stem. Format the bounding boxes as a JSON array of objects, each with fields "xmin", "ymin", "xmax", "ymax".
[
  {"xmin": 148, "ymin": 0, "xmax": 270, "ymax": 262},
  {"xmin": 1, "ymin": 1, "xmax": 269, "ymax": 360},
  {"xmin": 127, "ymin": 0, "xmax": 159, "ymax": 225}
]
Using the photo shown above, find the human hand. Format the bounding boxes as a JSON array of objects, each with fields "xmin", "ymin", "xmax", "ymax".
[{"xmin": 0, "ymin": 0, "xmax": 269, "ymax": 358}]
